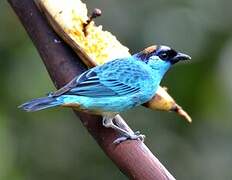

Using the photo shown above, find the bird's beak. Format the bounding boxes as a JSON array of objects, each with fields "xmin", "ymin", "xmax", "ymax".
[{"xmin": 171, "ymin": 52, "xmax": 191, "ymax": 64}]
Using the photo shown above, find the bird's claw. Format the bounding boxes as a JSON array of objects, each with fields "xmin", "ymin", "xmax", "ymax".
[{"xmin": 113, "ymin": 131, "xmax": 145, "ymax": 144}]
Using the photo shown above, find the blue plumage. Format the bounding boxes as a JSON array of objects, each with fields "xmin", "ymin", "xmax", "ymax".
[
  {"xmin": 19, "ymin": 97, "xmax": 60, "ymax": 112},
  {"xmin": 19, "ymin": 45, "xmax": 191, "ymax": 143},
  {"xmin": 19, "ymin": 45, "xmax": 191, "ymax": 114}
]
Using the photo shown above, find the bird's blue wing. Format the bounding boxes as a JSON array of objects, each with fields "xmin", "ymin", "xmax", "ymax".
[
  {"xmin": 51, "ymin": 68, "xmax": 140, "ymax": 98},
  {"xmin": 50, "ymin": 58, "xmax": 151, "ymax": 98},
  {"xmin": 67, "ymin": 69, "xmax": 140, "ymax": 97}
]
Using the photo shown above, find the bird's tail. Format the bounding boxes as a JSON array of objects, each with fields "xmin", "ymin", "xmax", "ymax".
[{"xmin": 18, "ymin": 97, "xmax": 61, "ymax": 112}]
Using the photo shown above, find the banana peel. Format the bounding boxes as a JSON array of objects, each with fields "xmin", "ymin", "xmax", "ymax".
[{"xmin": 36, "ymin": 0, "xmax": 192, "ymax": 123}]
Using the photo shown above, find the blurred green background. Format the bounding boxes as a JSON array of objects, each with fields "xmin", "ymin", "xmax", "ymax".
[{"xmin": 1, "ymin": 0, "xmax": 232, "ymax": 179}]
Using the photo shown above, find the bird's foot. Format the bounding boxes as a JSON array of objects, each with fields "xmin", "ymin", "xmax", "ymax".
[
  {"xmin": 113, "ymin": 131, "xmax": 145, "ymax": 144},
  {"xmin": 102, "ymin": 115, "xmax": 145, "ymax": 144}
]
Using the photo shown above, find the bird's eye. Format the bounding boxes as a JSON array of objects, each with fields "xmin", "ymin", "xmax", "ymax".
[{"xmin": 159, "ymin": 52, "xmax": 169, "ymax": 60}]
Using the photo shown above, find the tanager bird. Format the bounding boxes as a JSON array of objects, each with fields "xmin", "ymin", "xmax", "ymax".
[{"xmin": 19, "ymin": 45, "xmax": 191, "ymax": 143}]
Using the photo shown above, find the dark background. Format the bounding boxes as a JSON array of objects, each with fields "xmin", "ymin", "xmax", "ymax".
[{"xmin": 1, "ymin": 0, "xmax": 232, "ymax": 179}]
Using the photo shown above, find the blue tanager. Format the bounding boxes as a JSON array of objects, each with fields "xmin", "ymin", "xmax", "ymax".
[{"xmin": 19, "ymin": 45, "xmax": 191, "ymax": 143}]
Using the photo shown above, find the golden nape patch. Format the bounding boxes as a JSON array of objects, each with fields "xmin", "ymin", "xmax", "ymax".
[{"xmin": 143, "ymin": 45, "xmax": 157, "ymax": 55}]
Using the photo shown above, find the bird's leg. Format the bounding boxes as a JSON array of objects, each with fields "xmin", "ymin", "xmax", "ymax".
[
  {"xmin": 102, "ymin": 116, "xmax": 129, "ymax": 135},
  {"xmin": 113, "ymin": 114, "xmax": 145, "ymax": 143},
  {"xmin": 102, "ymin": 115, "xmax": 145, "ymax": 144}
]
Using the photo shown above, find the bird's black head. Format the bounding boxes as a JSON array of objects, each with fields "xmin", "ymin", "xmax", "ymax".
[{"xmin": 136, "ymin": 45, "xmax": 191, "ymax": 65}]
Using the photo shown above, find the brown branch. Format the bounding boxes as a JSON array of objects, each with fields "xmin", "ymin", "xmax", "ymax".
[{"xmin": 8, "ymin": 0, "xmax": 175, "ymax": 179}]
